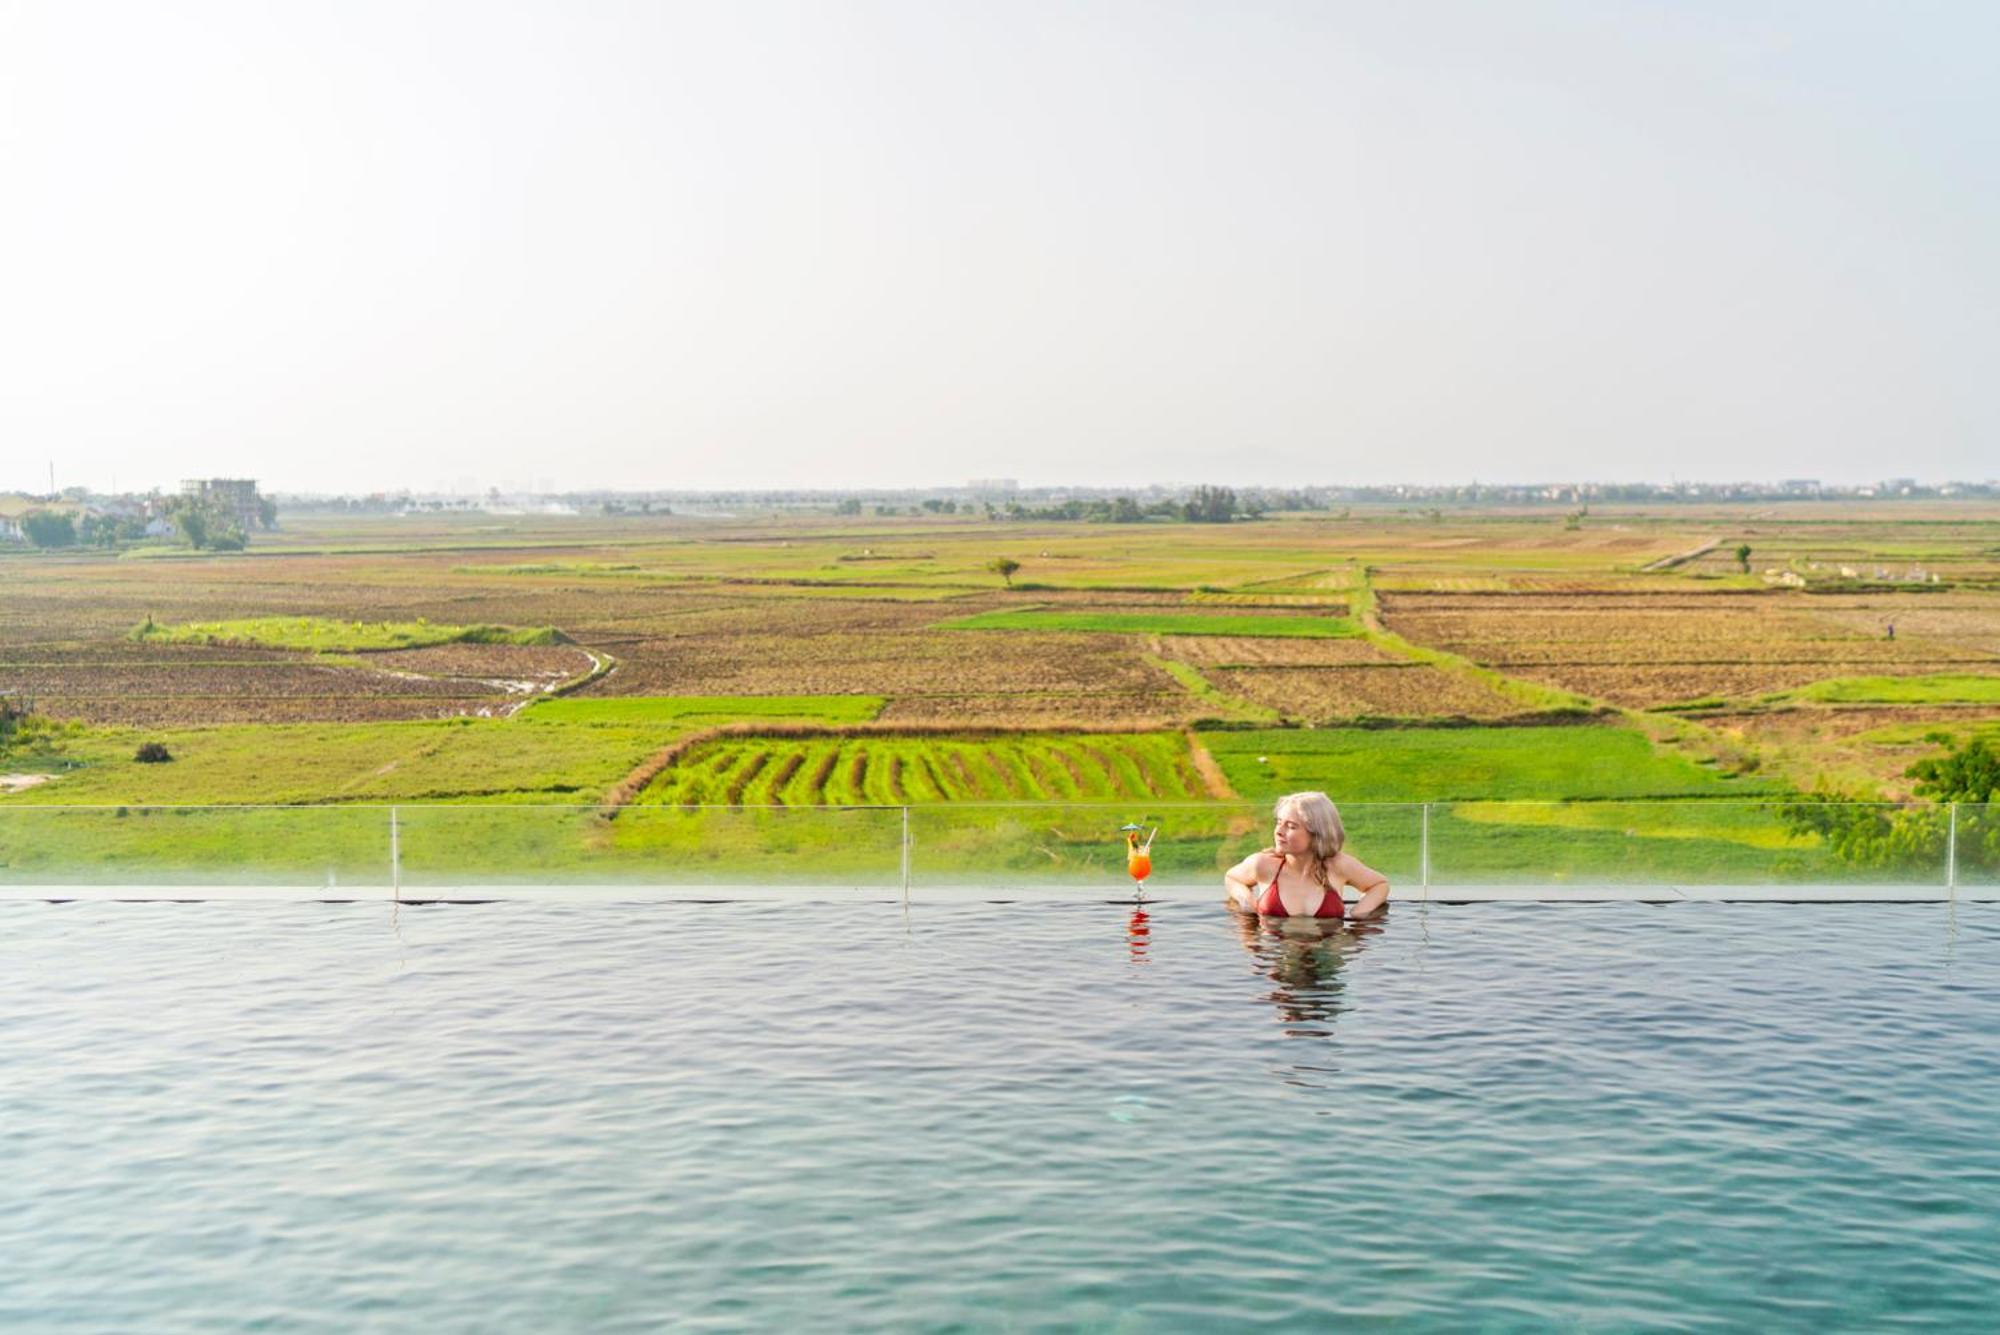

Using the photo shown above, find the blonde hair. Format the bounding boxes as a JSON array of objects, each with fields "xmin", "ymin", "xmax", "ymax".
[{"xmin": 1275, "ymin": 792, "xmax": 1345, "ymax": 890}]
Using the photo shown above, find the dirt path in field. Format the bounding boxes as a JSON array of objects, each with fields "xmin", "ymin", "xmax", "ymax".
[
  {"xmin": 1183, "ymin": 730, "xmax": 1235, "ymax": 800},
  {"xmin": 1, "ymin": 773, "xmax": 52, "ymax": 794},
  {"xmin": 1640, "ymin": 538, "xmax": 1721, "ymax": 572},
  {"xmin": 500, "ymin": 647, "xmax": 614, "ymax": 717}
]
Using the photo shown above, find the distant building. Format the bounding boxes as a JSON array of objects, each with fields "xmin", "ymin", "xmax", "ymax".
[
  {"xmin": 968, "ymin": 478, "xmax": 1018, "ymax": 497},
  {"xmin": 0, "ymin": 493, "xmax": 89, "ymax": 543},
  {"xmin": 181, "ymin": 478, "xmax": 263, "ymax": 530}
]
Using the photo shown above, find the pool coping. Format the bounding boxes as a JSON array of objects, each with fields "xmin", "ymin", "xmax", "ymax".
[{"xmin": 0, "ymin": 883, "xmax": 1989, "ymax": 904}]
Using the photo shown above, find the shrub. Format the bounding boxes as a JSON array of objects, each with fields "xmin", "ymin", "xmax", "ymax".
[
  {"xmin": 22, "ymin": 511, "xmax": 77, "ymax": 547},
  {"xmin": 134, "ymin": 742, "xmax": 174, "ymax": 763},
  {"xmin": 1782, "ymin": 737, "xmax": 2000, "ymax": 872}
]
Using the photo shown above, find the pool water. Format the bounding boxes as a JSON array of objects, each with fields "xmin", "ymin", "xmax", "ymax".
[{"xmin": 2, "ymin": 900, "xmax": 1995, "ymax": 1330}]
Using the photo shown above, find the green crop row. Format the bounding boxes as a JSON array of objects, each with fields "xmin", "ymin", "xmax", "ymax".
[{"xmin": 638, "ymin": 733, "xmax": 1211, "ymax": 806}]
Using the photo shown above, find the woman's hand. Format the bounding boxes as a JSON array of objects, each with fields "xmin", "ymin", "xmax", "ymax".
[
  {"xmin": 1222, "ymin": 848, "xmax": 1280, "ymax": 910},
  {"xmin": 1332, "ymin": 850, "xmax": 1390, "ymax": 917}
]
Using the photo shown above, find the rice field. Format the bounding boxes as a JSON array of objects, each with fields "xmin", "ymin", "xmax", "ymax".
[
  {"xmin": 3, "ymin": 503, "xmax": 1996, "ymax": 819},
  {"xmin": 635, "ymin": 733, "xmax": 1213, "ymax": 806}
]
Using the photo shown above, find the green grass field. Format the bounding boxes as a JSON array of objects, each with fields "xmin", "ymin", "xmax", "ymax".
[
  {"xmin": 1, "ymin": 718, "xmax": 669, "ymax": 805},
  {"xmin": 1198, "ymin": 723, "xmax": 1780, "ymax": 802},
  {"xmin": 1774, "ymin": 673, "xmax": 2000, "ymax": 705},
  {"xmin": 937, "ymin": 609, "xmax": 1361, "ymax": 637},
  {"xmin": 131, "ymin": 616, "xmax": 563, "ymax": 653},
  {"xmin": 1192, "ymin": 725, "xmax": 1867, "ymax": 883}
]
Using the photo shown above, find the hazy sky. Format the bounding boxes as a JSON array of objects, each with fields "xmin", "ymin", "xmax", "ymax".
[{"xmin": 3, "ymin": 1, "xmax": 1994, "ymax": 494}]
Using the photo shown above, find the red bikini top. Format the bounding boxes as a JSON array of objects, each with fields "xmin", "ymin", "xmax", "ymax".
[{"xmin": 1255, "ymin": 875, "xmax": 1344, "ymax": 919}]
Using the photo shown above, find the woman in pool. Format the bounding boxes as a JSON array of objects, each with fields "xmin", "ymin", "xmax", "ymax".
[{"xmin": 1223, "ymin": 792, "xmax": 1390, "ymax": 920}]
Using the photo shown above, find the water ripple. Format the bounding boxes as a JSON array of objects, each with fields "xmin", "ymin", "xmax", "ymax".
[{"xmin": 0, "ymin": 901, "xmax": 1993, "ymax": 1330}]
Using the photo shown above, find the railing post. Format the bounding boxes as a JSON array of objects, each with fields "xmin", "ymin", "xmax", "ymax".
[
  {"xmin": 1946, "ymin": 802, "xmax": 1957, "ymax": 898},
  {"xmin": 391, "ymin": 805, "xmax": 401, "ymax": 901},
  {"xmin": 900, "ymin": 805, "xmax": 911, "ymax": 902},
  {"xmin": 1421, "ymin": 802, "xmax": 1431, "ymax": 900}
]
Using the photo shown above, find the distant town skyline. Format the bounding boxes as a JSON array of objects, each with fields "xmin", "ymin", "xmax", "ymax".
[
  {"xmin": 5, "ymin": 2, "xmax": 1994, "ymax": 496},
  {"xmin": 11, "ymin": 471, "xmax": 1997, "ymax": 503}
]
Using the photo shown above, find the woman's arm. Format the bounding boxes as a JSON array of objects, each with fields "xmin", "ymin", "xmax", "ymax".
[
  {"xmin": 1332, "ymin": 850, "xmax": 1391, "ymax": 917},
  {"xmin": 1223, "ymin": 849, "xmax": 1278, "ymax": 911}
]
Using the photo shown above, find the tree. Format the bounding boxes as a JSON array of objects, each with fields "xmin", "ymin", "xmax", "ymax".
[
  {"xmin": 988, "ymin": 557, "xmax": 1021, "ymax": 587},
  {"xmin": 1908, "ymin": 736, "xmax": 1999, "ymax": 804},
  {"xmin": 1183, "ymin": 486, "xmax": 1237, "ymax": 524},
  {"xmin": 21, "ymin": 511, "xmax": 76, "ymax": 548},
  {"xmin": 256, "ymin": 497, "xmax": 279, "ymax": 530},
  {"xmin": 1735, "ymin": 543, "xmax": 1752, "ymax": 573},
  {"xmin": 79, "ymin": 513, "xmax": 141, "ymax": 548},
  {"xmin": 1783, "ymin": 735, "xmax": 2000, "ymax": 873},
  {"xmin": 174, "ymin": 509, "xmax": 210, "ymax": 549},
  {"xmin": 0, "ymin": 693, "xmax": 28, "ymax": 745}
]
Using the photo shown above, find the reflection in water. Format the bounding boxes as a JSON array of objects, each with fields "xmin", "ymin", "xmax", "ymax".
[
  {"xmin": 1126, "ymin": 906, "xmax": 1152, "ymax": 963},
  {"xmin": 1234, "ymin": 910, "xmax": 1383, "ymax": 1039}
]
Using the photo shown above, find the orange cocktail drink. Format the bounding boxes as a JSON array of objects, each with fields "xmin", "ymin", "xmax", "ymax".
[{"xmin": 1123, "ymin": 823, "xmax": 1157, "ymax": 897}]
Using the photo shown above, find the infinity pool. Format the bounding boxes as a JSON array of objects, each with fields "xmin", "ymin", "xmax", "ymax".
[{"xmin": 2, "ymin": 901, "xmax": 1994, "ymax": 1329}]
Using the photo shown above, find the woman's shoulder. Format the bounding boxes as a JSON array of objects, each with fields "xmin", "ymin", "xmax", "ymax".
[{"xmin": 1243, "ymin": 848, "xmax": 1283, "ymax": 879}]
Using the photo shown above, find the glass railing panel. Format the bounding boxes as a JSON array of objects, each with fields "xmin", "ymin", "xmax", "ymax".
[
  {"xmin": 0, "ymin": 800, "xmax": 1980, "ymax": 897},
  {"xmin": 905, "ymin": 802, "xmax": 1425, "ymax": 896},
  {"xmin": 1428, "ymin": 800, "xmax": 1949, "ymax": 891},
  {"xmin": 0, "ymin": 805, "xmax": 390, "ymax": 889},
  {"xmin": 1956, "ymin": 804, "xmax": 1997, "ymax": 890},
  {"xmin": 392, "ymin": 803, "xmax": 906, "ymax": 888}
]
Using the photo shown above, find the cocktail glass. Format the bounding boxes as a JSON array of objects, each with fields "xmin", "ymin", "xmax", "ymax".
[{"xmin": 1121, "ymin": 822, "xmax": 1157, "ymax": 901}]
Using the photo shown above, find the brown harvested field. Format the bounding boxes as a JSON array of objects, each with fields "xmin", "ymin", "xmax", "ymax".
[
  {"xmin": 4, "ymin": 618, "xmax": 599, "ymax": 724},
  {"xmin": 3, "ymin": 506, "xmax": 1996, "ymax": 758},
  {"xmin": 1501, "ymin": 663, "xmax": 1989, "ymax": 708},
  {"xmin": 6, "ymin": 665, "xmax": 478, "ymax": 698},
  {"xmin": 1162, "ymin": 636, "xmax": 1401, "ymax": 667},
  {"xmin": 1803, "ymin": 598, "xmax": 2000, "ymax": 654},
  {"xmin": 1456, "ymin": 642, "xmax": 1976, "ymax": 666},
  {"xmin": 0, "ymin": 641, "xmax": 310, "ymax": 666},
  {"xmin": 1380, "ymin": 588, "xmax": 2000, "ymax": 705},
  {"xmin": 360, "ymin": 643, "xmax": 596, "ymax": 681},
  {"xmin": 32, "ymin": 695, "xmax": 506, "ymax": 726},
  {"xmin": 597, "ymin": 631, "xmax": 1167, "ymax": 698},
  {"xmin": 1214, "ymin": 665, "xmax": 1527, "ymax": 719}
]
